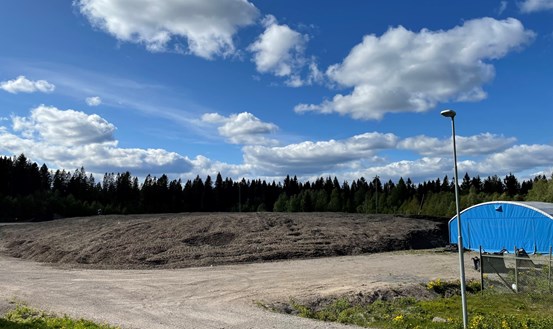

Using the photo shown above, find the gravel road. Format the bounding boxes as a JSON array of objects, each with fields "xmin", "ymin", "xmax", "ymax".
[{"xmin": 0, "ymin": 251, "xmax": 479, "ymax": 329}]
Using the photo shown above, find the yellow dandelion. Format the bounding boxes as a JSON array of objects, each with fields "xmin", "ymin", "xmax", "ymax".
[{"xmin": 393, "ymin": 314, "xmax": 404, "ymax": 322}]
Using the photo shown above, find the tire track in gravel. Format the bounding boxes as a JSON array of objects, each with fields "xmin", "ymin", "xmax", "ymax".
[{"xmin": 0, "ymin": 251, "xmax": 480, "ymax": 329}]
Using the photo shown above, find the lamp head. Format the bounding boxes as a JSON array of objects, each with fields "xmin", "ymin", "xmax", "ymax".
[{"xmin": 441, "ymin": 109, "xmax": 456, "ymax": 118}]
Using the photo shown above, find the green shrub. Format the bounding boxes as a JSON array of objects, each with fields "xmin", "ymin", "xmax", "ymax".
[
  {"xmin": 282, "ymin": 279, "xmax": 553, "ymax": 329},
  {"xmin": 426, "ymin": 278, "xmax": 482, "ymax": 296},
  {"xmin": 1, "ymin": 305, "xmax": 119, "ymax": 329},
  {"xmin": 289, "ymin": 299, "xmax": 313, "ymax": 318}
]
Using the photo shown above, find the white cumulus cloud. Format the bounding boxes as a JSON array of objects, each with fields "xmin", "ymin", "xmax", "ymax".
[
  {"xmin": 76, "ymin": 0, "xmax": 259, "ymax": 59},
  {"xmin": 520, "ymin": 0, "xmax": 553, "ymax": 12},
  {"xmin": 85, "ymin": 96, "xmax": 102, "ymax": 106},
  {"xmin": 472, "ymin": 144, "xmax": 553, "ymax": 174},
  {"xmin": 0, "ymin": 75, "xmax": 55, "ymax": 94},
  {"xmin": 238, "ymin": 130, "xmax": 549, "ymax": 182},
  {"xmin": 249, "ymin": 15, "xmax": 308, "ymax": 84},
  {"xmin": 1, "ymin": 105, "xmax": 193, "ymax": 175},
  {"xmin": 399, "ymin": 133, "xmax": 517, "ymax": 156},
  {"xmin": 201, "ymin": 111, "xmax": 278, "ymax": 145},
  {"xmin": 2, "ymin": 106, "xmax": 551, "ymax": 183},
  {"xmin": 352, "ymin": 157, "xmax": 451, "ymax": 183},
  {"xmin": 295, "ymin": 17, "xmax": 534, "ymax": 120},
  {"xmin": 323, "ymin": 141, "xmax": 553, "ymax": 184},
  {"xmin": 12, "ymin": 105, "xmax": 115, "ymax": 145},
  {"xmin": 243, "ymin": 132, "xmax": 398, "ymax": 175}
]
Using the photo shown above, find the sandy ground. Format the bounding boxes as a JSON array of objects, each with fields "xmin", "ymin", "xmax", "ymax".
[
  {"xmin": 0, "ymin": 213, "xmax": 466, "ymax": 328},
  {"xmin": 0, "ymin": 251, "xmax": 480, "ymax": 329}
]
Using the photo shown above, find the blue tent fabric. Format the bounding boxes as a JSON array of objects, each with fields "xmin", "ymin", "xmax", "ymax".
[{"xmin": 449, "ymin": 201, "xmax": 553, "ymax": 254}]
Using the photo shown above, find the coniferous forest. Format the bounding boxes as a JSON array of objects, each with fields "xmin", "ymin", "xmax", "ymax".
[{"xmin": 1, "ymin": 153, "xmax": 552, "ymax": 222}]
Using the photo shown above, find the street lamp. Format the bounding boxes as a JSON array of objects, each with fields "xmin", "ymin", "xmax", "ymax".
[{"xmin": 441, "ymin": 109, "xmax": 468, "ymax": 329}]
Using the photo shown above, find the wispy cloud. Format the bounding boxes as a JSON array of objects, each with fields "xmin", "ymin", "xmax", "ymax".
[
  {"xmin": 520, "ymin": 0, "xmax": 553, "ymax": 13},
  {"xmin": 498, "ymin": 1, "xmax": 508, "ymax": 15},
  {"xmin": 13, "ymin": 62, "xmax": 213, "ymax": 137}
]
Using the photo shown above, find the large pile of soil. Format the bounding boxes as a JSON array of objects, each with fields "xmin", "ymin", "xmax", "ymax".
[{"xmin": 0, "ymin": 212, "xmax": 447, "ymax": 269}]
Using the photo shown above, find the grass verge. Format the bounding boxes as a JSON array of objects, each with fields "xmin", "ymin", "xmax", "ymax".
[
  {"xmin": 0, "ymin": 305, "xmax": 119, "ymax": 329},
  {"xmin": 278, "ymin": 279, "xmax": 553, "ymax": 329}
]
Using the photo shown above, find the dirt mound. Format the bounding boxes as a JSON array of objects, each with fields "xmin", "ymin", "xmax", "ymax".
[
  {"xmin": 0, "ymin": 212, "xmax": 447, "ymax": 269},
  {"xmin": 268, "ymin": 284, "xmax": 439, "ymax": 315}
]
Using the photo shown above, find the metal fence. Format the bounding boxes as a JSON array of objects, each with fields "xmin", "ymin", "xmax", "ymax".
[{"xmin": 476, "ymin": 246, "xmax": 553, "ymax": 294}]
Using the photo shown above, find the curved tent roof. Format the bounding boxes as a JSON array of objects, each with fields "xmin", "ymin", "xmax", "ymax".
[{"xmin": 449, "ymin": 201, "xmax": 553, "ymax": 254}]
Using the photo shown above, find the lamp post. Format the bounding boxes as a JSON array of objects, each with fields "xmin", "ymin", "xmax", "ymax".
[{"xmin": 441, "ymin": 109, "xmax": 468, "ymax": 329}]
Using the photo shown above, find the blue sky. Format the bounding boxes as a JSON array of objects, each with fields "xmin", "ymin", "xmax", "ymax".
[{"xmin": 1, "ymin": 0, "xmax": 552, "ymax": 184}]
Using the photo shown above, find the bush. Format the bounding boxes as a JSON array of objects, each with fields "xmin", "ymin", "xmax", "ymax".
[
  {"xmin": 1, "ymin": 305, "xmax": 119, "ymax": 329},
  {"xmin": 282, "ymin": 279, "xmax": 553, "ymax": 329}
]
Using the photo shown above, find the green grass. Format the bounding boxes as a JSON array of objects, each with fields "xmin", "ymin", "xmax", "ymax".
[
  {"xmin": 0, "ymin": 305, "xmax": 119, "ymax": 329},
  {"xmin": 287, "ymin": 280, "xmax": 553, "ymax": 329}
]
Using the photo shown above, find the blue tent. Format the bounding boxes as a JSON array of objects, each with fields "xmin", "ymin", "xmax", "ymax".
[{"xmin": 449, "ymin": 201, "xmax": 553, "ymax": 254}]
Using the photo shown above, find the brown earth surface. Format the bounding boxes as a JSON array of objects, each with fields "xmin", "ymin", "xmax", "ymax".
[
  {"xmin": 0, "ymin": 212, "xmax": 448, "ymax": 269},
  {"xmin": 0, "ymin": 213, "xmax": 481, "ymax": 329}
]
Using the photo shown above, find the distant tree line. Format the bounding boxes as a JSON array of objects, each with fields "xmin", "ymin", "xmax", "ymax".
[{"xmin": 1, "ymin": 153, "xmax": 552, "ymax": 221}]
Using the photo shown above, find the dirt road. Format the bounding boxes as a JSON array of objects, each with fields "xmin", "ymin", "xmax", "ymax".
[{"xmin": 0, "ymin": 251, "xmax": 479, "ymax": 329}]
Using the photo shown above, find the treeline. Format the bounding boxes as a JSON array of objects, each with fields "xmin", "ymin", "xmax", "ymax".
[{"xmin": 1, "ymin": 153, "xmax": 552, "ymax": 221}]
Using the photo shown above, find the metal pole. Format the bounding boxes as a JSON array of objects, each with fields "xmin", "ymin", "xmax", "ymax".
[
  {"xmin": 478, "ymin": 246, "xmax": 484, "ymax": 295},
  {"xmin": 547, "ymin": 247, "xmax": 552, "ymax": 291},
  {"xmin": 449, "ymin": 114, "xmax": 469, "ymax": 328},
  {"xmin": 514, "ymin": 246, "xmax": 518, "ymax": 293}
]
